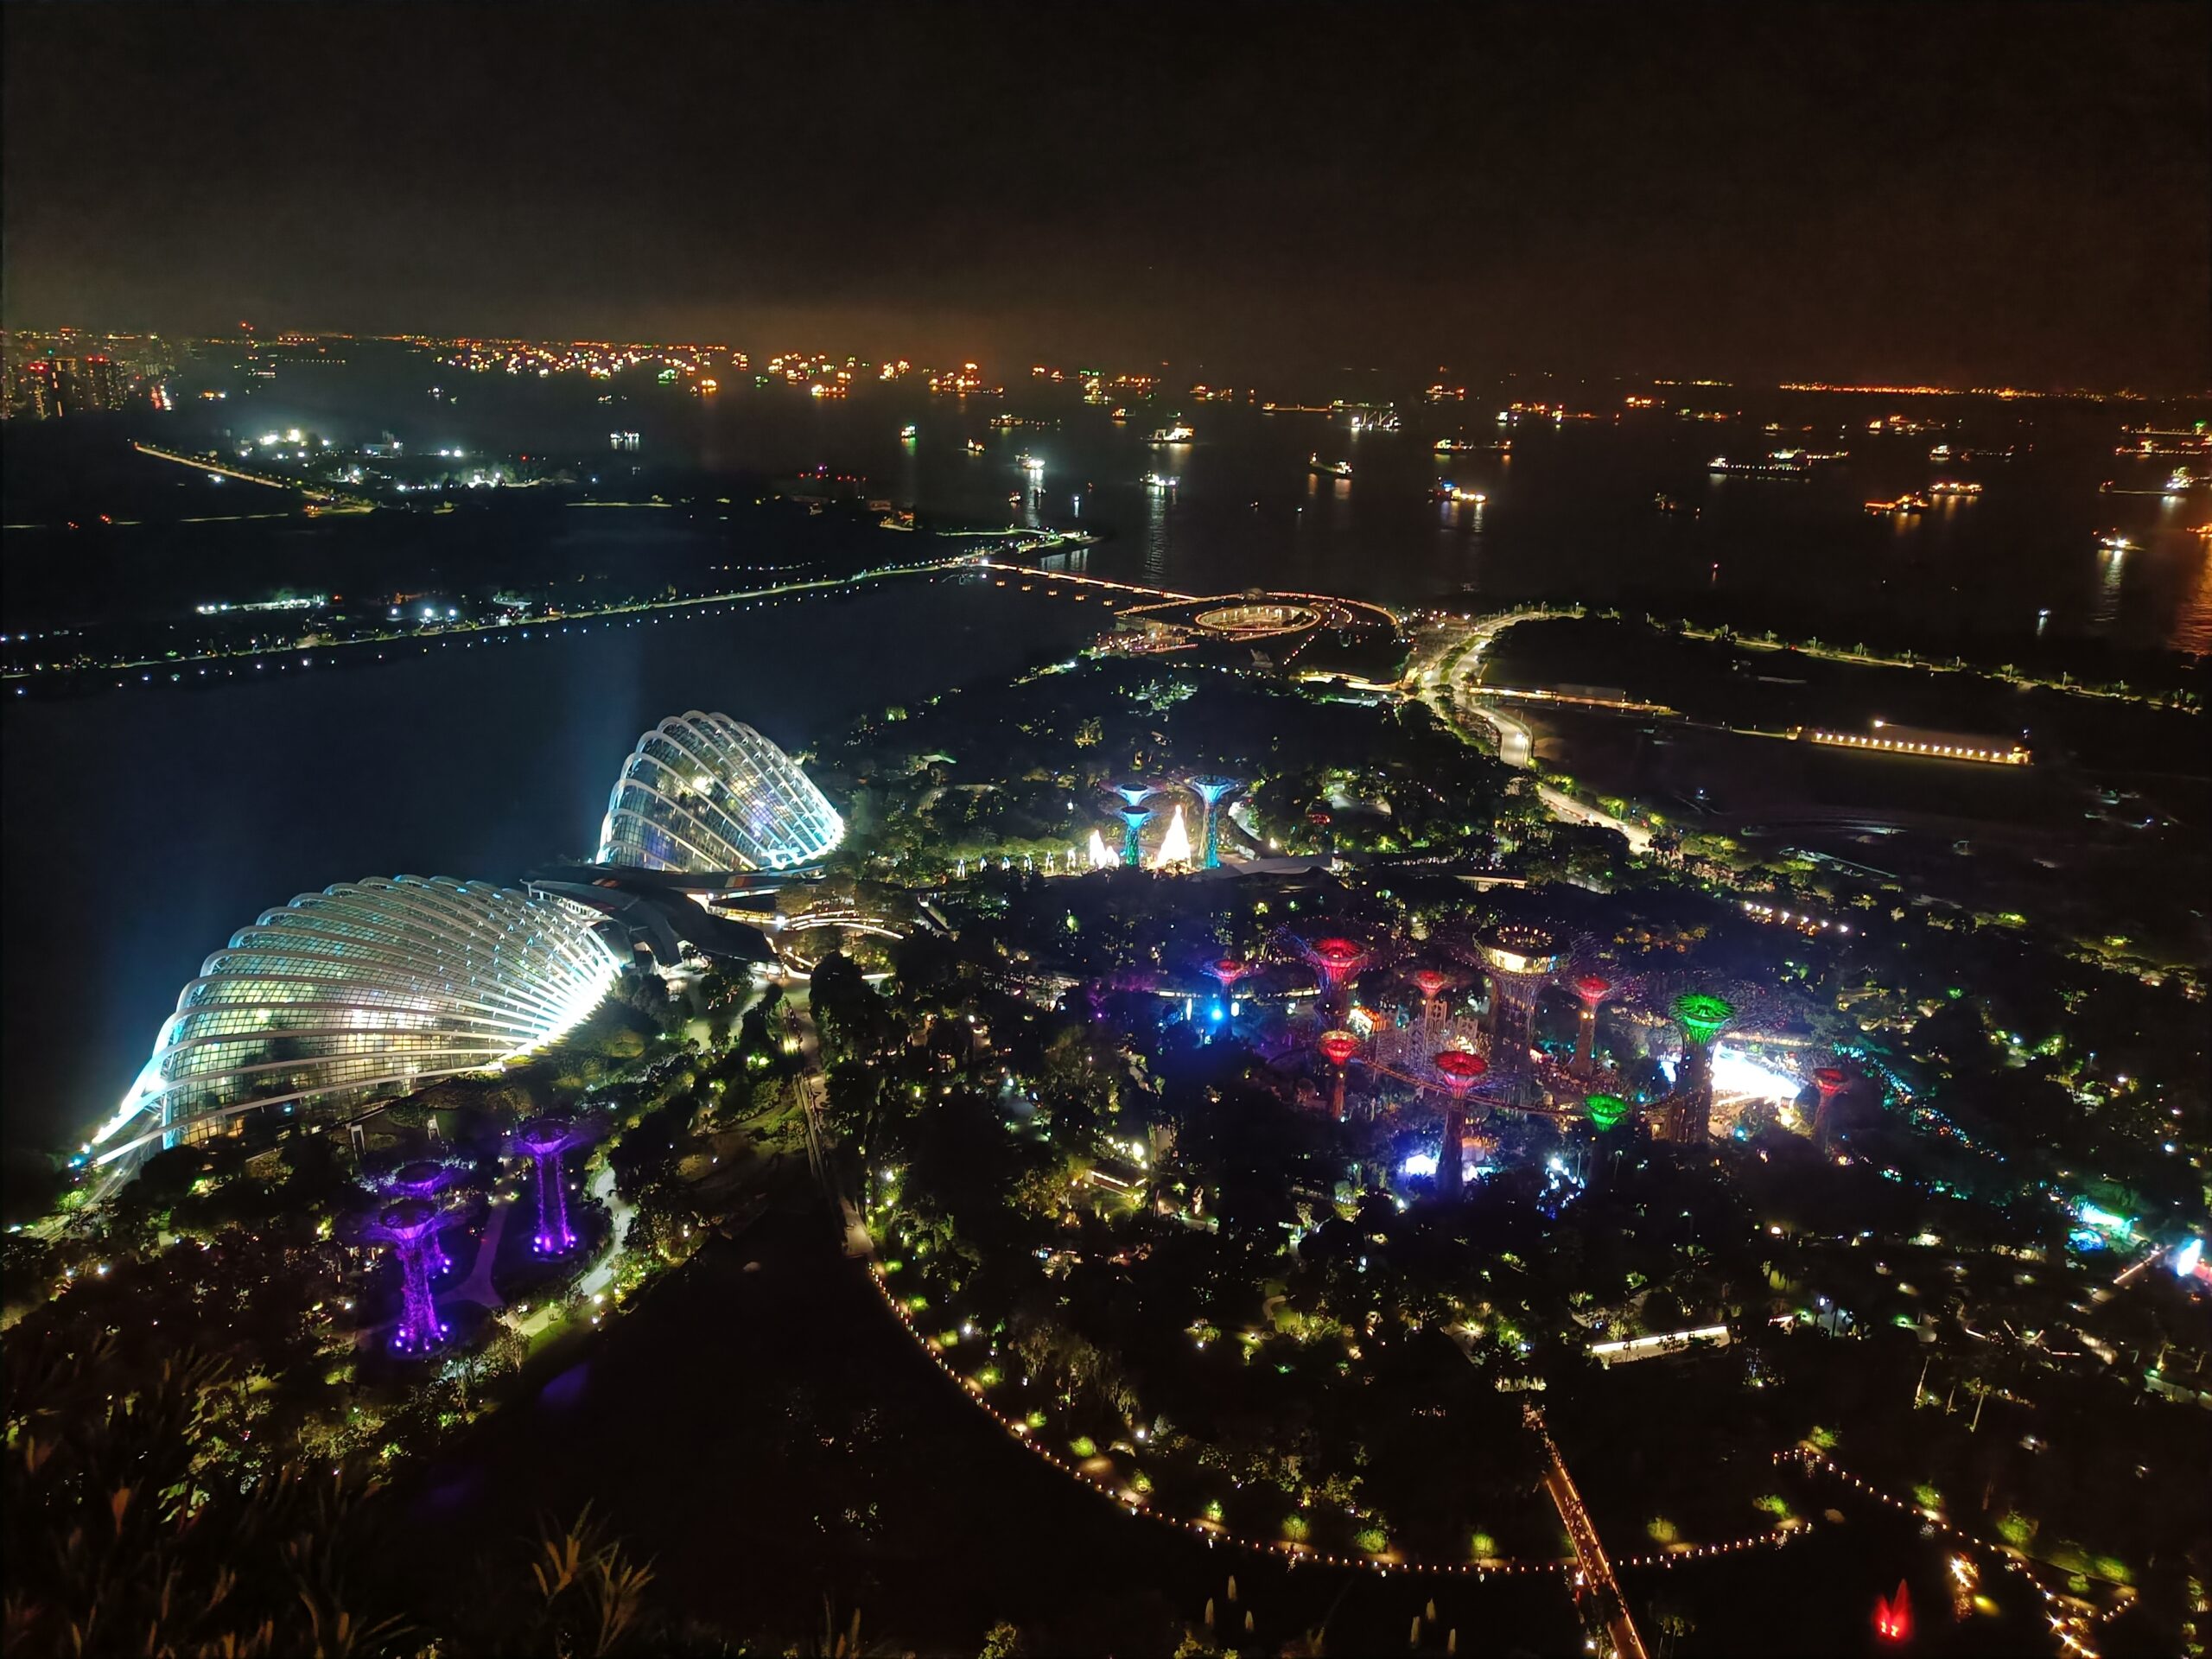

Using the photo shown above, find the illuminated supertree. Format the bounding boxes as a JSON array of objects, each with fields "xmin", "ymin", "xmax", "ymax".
[
  {"xmin": 1411, "ymin": 967, "xmax": 1452, "ymax": 1027},
  {"xmin": 1115, "ymin": 807, "xmax": 1154, "ymax": 868},
  {"xmin": 1202, "ymin": 956, "xmax": 1250, "ymax": 996},
  {"xmin": 1811, "ymin": 1065, "xmax": 1849, "ymax": 1153},
  {"xmin": 1568, "ymin": 973, "xmax": 1613, "ymax": 1078},
  {"xmin": 515, "ymin": 1115, "xmax": 588, "ymax": 1255},
  {"xmin": 1584, "ymin": 1091, "xmax": 1629, "ymax": 1132},
  {"xmin": 1478, "ymin": 924, "xmax": 1561, "ymax": 1052},
  {"xmin": 1109, "ymin": 782, "xmax": 1156, "ymax": 868},
  {"xmin": 367, "ymin": 1198, "xmax": 452, "ymax": 1353},
  {"xmin": 1431, "ymin": 1048, "xmax": 1487, "ymax": 1198},
  {"xmin": 1317, "ymin": 1028, "xmax": 1360, "ymax": 1120},
  {"xmin": 384, "ymin": 1161, "xmax": 457, "ymax": 1272},
  {"xmin": 1299, "ymin": 935, "xmax": 1369, "ymax": 1020},
  {"xmin": 1670, "ymin": 991, "xmax": 1735, "ymax": 1143},
  {"xmin": 1186, "ymin": 777, "xmax": 1242, "ymax": 869}
]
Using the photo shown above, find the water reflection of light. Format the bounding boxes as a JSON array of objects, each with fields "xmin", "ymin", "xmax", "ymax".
[
  {"xmin": 2172, "ymin": 540, "xmax": 2212, "ymax": 653},
  {"xmin": 2090, "ymin": 541, "xmax": 2126, "ymax": 634}
]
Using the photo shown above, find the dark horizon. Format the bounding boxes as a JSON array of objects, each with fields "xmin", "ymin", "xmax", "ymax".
[{"xmin": 5, "ymin": 1, "xmax": 2207, "ymax": 391}]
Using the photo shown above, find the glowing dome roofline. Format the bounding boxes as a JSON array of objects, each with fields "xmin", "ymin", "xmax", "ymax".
[
  {"xmin": 596, "ymin": 710, "xmax": 843, "ymax": 874},
  {"xmin": 92, "ymin": 876, "xmax": 621, "ymax": 1168}
]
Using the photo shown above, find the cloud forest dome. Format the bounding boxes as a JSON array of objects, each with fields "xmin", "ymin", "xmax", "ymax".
[
  {"xmin": 93, "ymin": 877, "xmax": 622, "ymax": 1166},
  {"xmin": 595, "ymin": 710, "xmax": 843, "ymax": 873}
]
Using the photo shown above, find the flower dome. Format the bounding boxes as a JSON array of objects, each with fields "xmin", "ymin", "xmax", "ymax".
[{"xmin": 94, "ymin": 876, "xmax": 621, "ymax": 1166}]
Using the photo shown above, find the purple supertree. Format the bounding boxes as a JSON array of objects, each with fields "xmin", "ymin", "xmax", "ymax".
[
  {"xmin": 385, "ymin": 1160, "xmax": 458, "ymax": 1273},
  {"xmin": 370, "ymin": 1198, "xmax": 451, "ymax": 1352},
  {"xmin": 515, "ymin": 1116, "xmax": 588, "ymax": 1255}
]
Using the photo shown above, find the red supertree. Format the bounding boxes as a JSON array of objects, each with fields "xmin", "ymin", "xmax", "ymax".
[
  {"xmin": 1412, "ymin": 967, "xmax": 1452, "ymax": 1024},
  {"xmin": 1299, "ymin": 935, "xmax": 1369, "ymax": 1018},
  {"xmin": 1811, "ymin": 1065, "xmax": 1849, "ymax": 1152},
  {"xmin": 1431, "ymin": 1048, "xmax": 1488, "ymax": 1198},
  {"xmin": 1317, "ymin": 1029, "xmax": 1361, "ymax": 1120},
  {"xmin": 1568, "ymin": 971, "xmax": 1613, "ymax": 1078},
  {"xmin": 1202, "ymin": 956, "xmax": 1250, "ymax": 994}
]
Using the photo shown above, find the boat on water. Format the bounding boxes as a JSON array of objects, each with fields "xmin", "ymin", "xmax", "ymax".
[
  {"xmin": 899, "ymin": 423, "xmax": 918, "ymax": 440},
  {"xmin": 1109, "ymin": 406, "xmax": 1128, "ymax": 421},
  {"xmin": 1864, "ymin": 493, "xmax": 1933, "ymax": 515},
  {"xmin": 1142, "ymin": 473, "xmax": 1179, "ymax": 491},
  {"xmin": 1149, "ymin": 420, "xmax": 1195, "ymax": 445},
  {"xmin": 1310, "ymin": 453, "xmax": 1352, "ymax": 479},
  {"xmin": 1928, "ymin": 480, "xmax": 1983, "ymax": 497},
  {"xmin": 1433, "ymin": 480, "xmax": 1486, "ymax": 505},
  {"xmin": 1433, "ymin": 437, "xmax": 1478, "ymax": 453},
  {"xmin": 964, "ymin": 439, "xmax": 986, "ymax": 456}
]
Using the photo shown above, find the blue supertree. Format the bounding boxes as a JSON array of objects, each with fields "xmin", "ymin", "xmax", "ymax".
[
  {"xmin": 1187, "ymin": 776, "xmax": 1242, "ymax": 868},
  {"xmin": 1116, "ymin": 808, "xmax": 1154, "ymax": 868}
]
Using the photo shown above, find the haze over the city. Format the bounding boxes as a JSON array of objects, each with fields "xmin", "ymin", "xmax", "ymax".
[{"xmin": 4, "ymin": 2, "xmax": 2206, "ymax": 386}]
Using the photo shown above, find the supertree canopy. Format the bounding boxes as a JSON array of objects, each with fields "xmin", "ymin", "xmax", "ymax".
[
  {"xmin": 1203, "ymin": 957, "xmax": 1251, "ymax": 992},
  {"xmin": 1672, "ymin": 992, "xmax": 1736, "ymax": 1046},
  {"xmin": 1305, "ymin": 937, "xmax": 1367, "ymax": 987},
  {"xmin": 1585, "ymin": 1092, "xmax": 1629, "ymax": 1131}
]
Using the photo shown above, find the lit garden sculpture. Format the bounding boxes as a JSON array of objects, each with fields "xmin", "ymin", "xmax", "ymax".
[
  {"xmin": 1671, "ymin": 991, "xmax": 1735, "ymax": 1143},
  {"xmin": 1478, "ymin": 924, "xmax": 1562, "ymax": 1050},
  {"xmin": 1317, "ymin": 1029, "xmax": 1360, "ymax": 1120},
  {"xmin": 1151, "ymin": 803, "xmax": 1194, "ymax": 869},
  {"xmin": 1431, "ymin": 1048, "xmax": 1488, "ymax": 1198},
  {"xmin": 368, "ymin": 1198, "xmax": 453, "ymax": 1353},
  {"xmin": 1186, "ymin": 776, "xmax": 1242, "ymax": 869},
  {"xmin": 1569, "ymin": 973, "xmax": 1613, "ymax": 1077},
  {"xmin": 515, "ymin": 1115, "xmax": 588, "ymax": 1255}
]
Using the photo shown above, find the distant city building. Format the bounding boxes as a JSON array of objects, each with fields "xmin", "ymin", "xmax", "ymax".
[
  {"xmin": 596, "ymin": 710, "xmax": 844, "ymax": 873},
  {"xmin": 94, "ymin": 876, "xmax": 623, "ymax": 1166}
]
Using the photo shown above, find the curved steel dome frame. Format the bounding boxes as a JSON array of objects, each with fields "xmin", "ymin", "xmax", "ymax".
[
  {"xmin": 595, "ymin": 710, "xmax": 843, "ymax": 874},
  {"xmin": 95, "ymin": 876, "xmax": 622, "ymax": 1166}
]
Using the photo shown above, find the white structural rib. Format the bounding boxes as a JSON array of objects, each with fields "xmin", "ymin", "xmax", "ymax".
[
  {"xmin": 93, "ymin": 876, "xmax": 622, "ymax": 1166},
  {"xmin": 595, "ymin": 710, "xmax": 842, "ymax": 873}
]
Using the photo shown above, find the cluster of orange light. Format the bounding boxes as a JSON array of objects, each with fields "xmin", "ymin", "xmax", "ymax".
[
  {"xmin": 1805, "ymin": 728, "xmax": 2029, "ymax": 765},
  {"xmin": 1424, "ymin": 384, "xmax": 1468, "ymax": 402},
  {"xmin": 928, "ymin": 362, "xmax": 996, "ymax": 395}
]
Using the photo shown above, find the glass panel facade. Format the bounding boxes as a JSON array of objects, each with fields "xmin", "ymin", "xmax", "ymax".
[
  {"xmin": 595, "ymin": 710, "xmax": 842, "ymax": 873},
  {"xmin": 98, "ymin": 876, "xmax": 622, "ymax": 1160}
]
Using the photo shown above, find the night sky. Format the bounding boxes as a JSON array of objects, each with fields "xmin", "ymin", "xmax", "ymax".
[{"xmin": 4, "ymin": 1, "xmax": 2205, "ymax": 386}]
